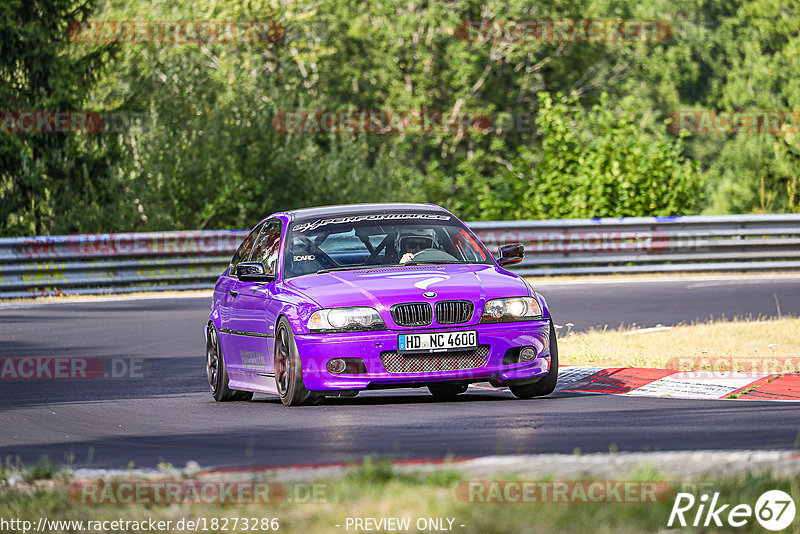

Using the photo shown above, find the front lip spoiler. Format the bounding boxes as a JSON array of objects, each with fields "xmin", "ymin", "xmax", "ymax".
[
  {"xmin": 305, "ymin": 359, "xmax": 549, "ymax": 392},
  {"xmin": 490, "ymin": 375, "xmax": 543, "ymax": 388},
  {"xmin": 308, "ymin": 373, "xmax": 544, "ymax": 394},
  {"xmin": 295, "ymin": 319, "xmax": 551, "ymax": 391},
  {"xmin": 309, "ymin": 379, "xmax": 479, "ymax": 394}
]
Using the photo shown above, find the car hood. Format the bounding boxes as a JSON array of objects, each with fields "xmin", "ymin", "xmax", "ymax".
[{"xmin": 282, "ymin": 264, "xmax": 531, "ymax": 311}]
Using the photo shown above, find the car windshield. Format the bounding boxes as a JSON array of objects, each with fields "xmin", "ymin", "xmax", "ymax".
[{"xmin": 283, "ymin": 212, "xmax": 493, "ymax": 278}]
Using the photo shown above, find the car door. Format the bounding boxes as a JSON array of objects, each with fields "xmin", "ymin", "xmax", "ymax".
[
  {"xmin": 227, "ymin": 219, "xmax": 282, "ymax": 378},
  {"xmin": 218, "ymin": 221, "xmax": 264, "ymax": 377}
]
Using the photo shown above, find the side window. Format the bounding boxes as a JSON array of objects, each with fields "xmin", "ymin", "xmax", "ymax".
[
  {"xmin": 452, "ymin": 229, "xmax": 488, "ymax": 262},
  {"xmin": 249, "ymin": 220, "xmax": 282, "ymax": 275},
  {"xmin": 229, "ymin": 222, "xmax": 265, "ymax": 274}
]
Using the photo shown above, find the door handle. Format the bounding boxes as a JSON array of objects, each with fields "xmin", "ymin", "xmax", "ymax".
[{"xmin": 229, "ymin": 289, "xmax": 239, "ymax": 297}]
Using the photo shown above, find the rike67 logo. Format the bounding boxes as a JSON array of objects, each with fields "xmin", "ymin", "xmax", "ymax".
[{"xmin": 668, "ymin": 490, "xmax": 796, "ymax": 531}]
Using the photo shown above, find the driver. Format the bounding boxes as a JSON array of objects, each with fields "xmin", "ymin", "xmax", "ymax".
[{"xmin": 398, "ymin": 229, "xmax": 435, "ymax": 264}]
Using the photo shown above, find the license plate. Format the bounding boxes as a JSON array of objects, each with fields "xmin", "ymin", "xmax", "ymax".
[{"xmin": 398, "ymin": 330, "xmax": 477, "ymax": 353}]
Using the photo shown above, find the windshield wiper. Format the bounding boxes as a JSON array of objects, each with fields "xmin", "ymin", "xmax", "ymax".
[
  {"xmin": 316, "ymin": 261, "xmax": 463, "ymax": 274},
  {"xmin": 316, "ymin": 265, "xmax": 385, "ymax": 274},
  {"xmin": 403, "ymin": 260, "xmax": 464, "ymax": 266}
]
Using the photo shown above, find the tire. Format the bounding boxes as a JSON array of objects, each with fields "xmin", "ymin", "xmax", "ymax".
[
  {"xmin": 510, "ymin": 320, "xmax": 559, "ymax": 399},
  {"xmin": 274, "ymin": 317, "xmax": 319, "ymax": 406},
  {"xmin": 428, "ymin": 382, "xmax": 468, "ymax": 401},
  {"xmin": 207, "ymin": 323, "xmax": 253, "ymax": 402}
]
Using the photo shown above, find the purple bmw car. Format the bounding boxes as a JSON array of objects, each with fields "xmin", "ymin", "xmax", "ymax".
[{"xmin": 206, "ymin": 203, "xmax": 557, "ymax": 406}]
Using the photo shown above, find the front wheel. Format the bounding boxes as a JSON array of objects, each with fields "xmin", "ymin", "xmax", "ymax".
[
  {"xmin": 510, "ymin": 321, "xmax": 559, "ymax": 399},
  {"xmin": 207, "ymin": 323, "xmax": 253, "ymax": 402},
  {"xmin": 274, "ymin": 317, "xmax": 319, "ymax": 406}
]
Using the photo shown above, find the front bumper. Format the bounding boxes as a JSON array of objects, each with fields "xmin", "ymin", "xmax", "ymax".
[{"xmin": 295, "ymin": 320, "xmax": 552, "ymax": 392}]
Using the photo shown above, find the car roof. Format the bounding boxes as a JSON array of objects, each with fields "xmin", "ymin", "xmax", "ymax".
[{"xmin": 286, "ymin": 203, "xmax": 447, "ymax": 221}]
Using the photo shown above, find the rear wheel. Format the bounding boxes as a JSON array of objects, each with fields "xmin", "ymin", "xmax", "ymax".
[
  {"xmin": 207, "ymin": 323, "xmax": 253, "ymax": 402},
  {"xmin": 510, "ymin": 321, "xmax": 559, "ymax": 399},
  {"xmin": 274, "ymin": 317, "xmax": 319, "ymax": 406},
  {"xmin": 428, "ymin": 382, "xmax": 468, "ymax": 401}
]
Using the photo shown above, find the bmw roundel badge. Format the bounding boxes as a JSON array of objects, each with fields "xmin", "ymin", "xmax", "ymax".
[{"xmin": 423, "ymin": 291, "xmax": 437, "ymax": 298}]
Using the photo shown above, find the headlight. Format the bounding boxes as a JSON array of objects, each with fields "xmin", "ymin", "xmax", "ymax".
[
  {"xmin": 481, "ymin": 297, "xmax": 542, "ymax": 323},
  {"xmin": 307, "ymin": 307, "xmax": 385, "ymax": 333}
]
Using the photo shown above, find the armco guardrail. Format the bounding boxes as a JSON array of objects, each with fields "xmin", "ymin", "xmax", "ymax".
[
  {"xmin": 0, "ymin": 231, "xmax": 247, "ymax": 299},
  {"xmin": 471, "ymin": 214, "xmax": 800, "ymax": 275},
  {"xmin": 1, "ymin": 214, "xmax": 799, "ymax": 298}
]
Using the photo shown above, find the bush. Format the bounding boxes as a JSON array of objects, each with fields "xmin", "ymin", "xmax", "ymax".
[{"xmin": 466, "ymin": 92, "xmax": 703, "ymax": 220}]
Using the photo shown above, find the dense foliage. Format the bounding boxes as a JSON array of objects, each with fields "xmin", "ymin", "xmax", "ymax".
[{"xmin": 1, "ymin": 0, "xmax": 799, "ymax": 235}]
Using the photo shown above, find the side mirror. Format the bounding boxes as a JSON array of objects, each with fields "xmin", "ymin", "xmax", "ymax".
[
  {"xmin": 497, "ymin": 243, "xmax": 524, "ymax": 266},
  {"xmin": 235, "ymin": 262, "xmax": 276, "ymax": 282}
]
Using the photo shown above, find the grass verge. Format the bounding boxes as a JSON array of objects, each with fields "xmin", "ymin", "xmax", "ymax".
[
  {"xmin": 558, "ymin": 316, "xmax": 800, "ymax": 370},
  {"xmin": 1, "ymin": 460, "xmax": 799, "ymax": 533}
]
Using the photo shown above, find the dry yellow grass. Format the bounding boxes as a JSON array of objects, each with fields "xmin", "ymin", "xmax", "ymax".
[{"xmin": 558, "ymin": 317, "xmax": 800, "ymax": 372}]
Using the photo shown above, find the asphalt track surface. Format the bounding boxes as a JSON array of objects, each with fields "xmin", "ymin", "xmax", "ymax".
[{"xmin": 1, "ymin": 275, "xmax": 800, "ymax": 470}]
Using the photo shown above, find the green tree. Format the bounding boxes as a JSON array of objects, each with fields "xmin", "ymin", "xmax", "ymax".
[
  {"xmin": 458, "ymin": 92, "xmax": 701, "ymax": 220},
  {"xmin": 624, "ymin": 0, "xmax": 800, "ymax": 214},
  {"xmin": 0, "ymin": 0, "xmax": 123, "ymax": 235},
  {"xmin": 8, "ymin": 0, "xmax": 797, "ymax": 236}
]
